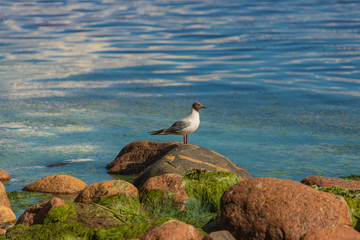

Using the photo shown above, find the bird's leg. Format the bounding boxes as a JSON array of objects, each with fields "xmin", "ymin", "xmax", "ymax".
[
  {"xmin": 186, "ymin": 134, "xmax": 188, "ymax": 144},
  {"xmin": 183, "ymin": 135, "xmax": 186, "ymax": 144}
]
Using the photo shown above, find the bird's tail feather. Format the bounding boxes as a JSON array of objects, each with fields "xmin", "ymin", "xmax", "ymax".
[{"xmin": 149, "ymin": 129, "xmax": 164, "ymax": 135}]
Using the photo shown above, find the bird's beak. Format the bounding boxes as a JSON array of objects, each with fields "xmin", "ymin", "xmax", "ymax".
[{"xmin": 201, "ymin": 106, "xmax": 207, "ymax": 109}]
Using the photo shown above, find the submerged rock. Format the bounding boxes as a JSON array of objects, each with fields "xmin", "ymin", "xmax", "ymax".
[
  {"xmin": 140, "ymin": 220, "xmax": 203, "ymax": 240},
  {"xmin": 45, "ymin": 162, "xmax": 70, "ymax": 168},
  {"xmin": 23, "ymin": 174, "xmax": 87, "ymax": 194},
  {"xmin": 0, "ymin": 169, "xmax": 11, "ymax": 181},
  {"xmin": 75, "ymin": 180, "xmax": 138, "ymax": 203},
  {"xmin": 301, "ymin": 176, "xmax": 360, "ymax": 190},
  {"xmin": 16, "ymin": 197, "xmax": 66, "ymax": 226},
  {"xmin": 106, "ymin": 140, "xmax": 182, "ymax": 175},
  {"xmin": 221, "ymin": 177, "xmax": 352, "ymax": 240},
  {"xmin": 133, "ymin": 143, "xmax": 251, "ymax": 188}
]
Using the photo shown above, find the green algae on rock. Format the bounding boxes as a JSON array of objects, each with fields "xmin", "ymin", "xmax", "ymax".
[
  {"xmin": 5, "ymin": 195, "xmax": 171, "ymax": 240},
  {"xmin": 312, "ymin": 185, "xmax": 360, "ymax": 231},
  {"xmin": 182, "ymin": 169, "xmax": 241, "ymax": 212},
  {"xmin": 132, "ymin": 143, "xmax": 251, "ymax": 189},
  {"xmin": 7, "ymin": 191, "xmax": 52, "ymax": 217},
  {"xmin": 340, "ymin": 175, "xmax": 360, "ymax": 182}
]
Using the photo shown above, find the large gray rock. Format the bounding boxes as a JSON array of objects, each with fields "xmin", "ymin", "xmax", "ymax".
[{"xmin": 133, "ymin": 143, "xmax": 251, "ymax": 188}]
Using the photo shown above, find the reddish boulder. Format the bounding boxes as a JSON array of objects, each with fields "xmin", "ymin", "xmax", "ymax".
[
  {"xmin": 0, "ymin": 170, "xmax": 10, "ymax": 181},
  {"xmin": 16, "ymin": 197, "xmax": 66, "ymax": 226},
  {"xmin": 301, "ymin": 176, "xmax": 360, "ymax": 190},
  {"xmin": 0, "ymin": 206, "xmax": 16, "ymax": 226},
  {"xmin": 23, "ymin": 174, "xmax": 87, "ymax": 194},
  {"xmin": 139, "ymin": 174, "xmax": 188, "ymax": 203},
  {"xmin": 0, "ymin": 182, "xmax": 11, "ymax": 209},
  {"xmin": 300, "ymin": 226, "xmax": 360, "ymax": 240},
  {"xmin": 203, "ymin": 230, "xmax": 236, "ymax": 240},
  {"xmin": 221, "ymin": 177, "xmax": 352, "ymax": 240},
  {"xmin": 106, "ymin": 141, "xmax": 183, "ymax": 175},
  {"xmin": 140, "ymin": 220, "xmax": 203, "ymax": 240},
  {"xmin": 75, "ymin": 180, "xmax": 138, "ymax": 203}
]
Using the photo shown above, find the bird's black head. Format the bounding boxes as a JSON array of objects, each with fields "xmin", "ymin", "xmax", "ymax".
[{"xmin": 192, "ymin": 102, "xmax": 207, "ymax": 112}]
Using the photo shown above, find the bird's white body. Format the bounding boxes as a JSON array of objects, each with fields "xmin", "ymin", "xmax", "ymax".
[{"xmin": 162, "ymin": 108, "xmax": 200, "ymax": 135}]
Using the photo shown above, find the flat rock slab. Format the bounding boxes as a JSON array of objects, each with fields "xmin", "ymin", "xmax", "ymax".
[
  {"xmin": 23, "ymin": 174, "xmax": 87, "ymax": 194},
  {"xmin": 221, "ymin": 177, "xmax": 352, "ymax": 240},
  {"xmin": 301, "ymin": 176, "xmax": 360, "ymax": 190},
  {"xmin": 133, "ymin": 144, "xmax": 251, "ymax": 188}
]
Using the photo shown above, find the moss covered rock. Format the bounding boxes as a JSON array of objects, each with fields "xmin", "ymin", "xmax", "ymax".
[
  {"xmin": 16, "ymin": 197, "xmax": 67, "ymax": 226},
  {"xmin": 139, "ymin": 174, "xmax": 188, "ymax": 204},
  {"xmin": 182, "ymin": 169, "xmax": 240, "ymax": 212},
  {"xmin": 75, "ymin": 180, "xmax": 138, "ymax": 204},
  {"xmin": 312, "ymin": 185, "xmax": 360, "ymax": 231},
  {"xmin": 302, "ymin": 176, "xmax": 360, "ymax": 190},
  {"xmin": 5, "ymin": 193, "xmax": 171, "ymax": 240},
  {"xmin": 133, "ymin": 144, "xmax": 251, "ymax": 188},
  {"xmin": 7, "ymin": 191, "xmax": 52, "ymax": 218}
]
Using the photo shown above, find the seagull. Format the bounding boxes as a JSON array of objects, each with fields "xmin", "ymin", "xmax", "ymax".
[{"xmin": 150, "ymin": 102, "xmax": 207, "ymax": 144}]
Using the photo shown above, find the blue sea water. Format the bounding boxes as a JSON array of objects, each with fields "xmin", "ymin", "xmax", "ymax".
[{"xmin": 0, "ymin": 0, "xmax": 359, "ymax": 205}]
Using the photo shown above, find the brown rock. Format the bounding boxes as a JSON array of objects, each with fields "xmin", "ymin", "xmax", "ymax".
[
  {"xmin": 141, "ymin": 220, "xmax": 203, "ymax": 240},
  {"xmin": 301, "ymin": 176, "xmax": 360, "ymax": 190},
  {"xmin": 0, "ymin": 228, "xmax": 6, "ymax": 235},
  {"xmin": 74, "ymin": 180, "xmax": 138, "ymax": 203},
  {"xmin": 23, "ymin": 174, "xmax": 87, "ymax": 194},
  {"xmin": 16, "ymin": 197, "xmax": 66, "ymax": 226},
  {"xmin": 106, "ymin": 141, "xmax": 183, "ymax": 175},
  {"xmin": 133, "ymin": 143, "xmax": 251, "ymax": 188},
  {"xmin": 0, "ymin": 182, "xmax": 11, "ymax": 209},
  {"xmin": 300, "ymin": 226, "xmax": 360, "ymax": 240},
  {"xmin": 0, "ymin": 169, "xmax": 10, "ymax": 181},
  {"xmin": 0, "ymin": 206, "xmax": 16, "ymax": 226},
  {"xmin": 203, "ymin": 230, "xmax": 236, "ymax": 240},
  {"xmin": 221, "ymin": 177, "xmax": 352, "ymax": 240},
  {"xmin": 139, "ymin": 174, "xmax": 188, "ymax": 203}
]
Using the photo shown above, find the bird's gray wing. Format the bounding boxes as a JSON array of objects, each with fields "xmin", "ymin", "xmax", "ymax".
[{"xmin": 164, "ymin": 119, "xmax": 190, "ymax": 134}]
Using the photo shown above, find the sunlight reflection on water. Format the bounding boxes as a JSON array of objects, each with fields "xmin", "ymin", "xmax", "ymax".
[{"xmin": 0, "ymin": 0, "xmax": 359, "ymax": 201}]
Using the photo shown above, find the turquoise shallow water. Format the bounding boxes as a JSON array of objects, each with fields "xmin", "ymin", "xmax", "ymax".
[{"xmin": 0, "ymin": 0, "xmax": 359, "ymax": 206}]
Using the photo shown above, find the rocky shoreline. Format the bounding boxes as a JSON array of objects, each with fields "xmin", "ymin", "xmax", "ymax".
[{"xmin": 1, "ymin": 140, "xmax": 360, "ymax": 239}]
